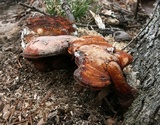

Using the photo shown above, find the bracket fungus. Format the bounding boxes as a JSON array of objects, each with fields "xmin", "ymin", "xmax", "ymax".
[
  {"xmin": 26, "ymin": 15, "xmax": 75, "ymax": 36},
  {"xmin": 22, "ymin": 15, "xmax": 137, "ymax": 108},
  {"xmin": 21, "ymin": 16, "xmax": 77, "ymax": 71}
]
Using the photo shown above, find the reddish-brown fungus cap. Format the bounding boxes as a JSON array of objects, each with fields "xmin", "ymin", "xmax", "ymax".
[
  {"xmin": 23, "ymin": 35, "xmax": 78, "ymax": 58},
  {"xmin": 74, "ymin": 61, "xmax": 111, "ymax": 89},
  {"xmin": 26, "ymin": 16, "xmax": 75, "ymax": 36},
  {"xmin": 114, "ymin": 50, "xmax": 133, "ymax": 69},
  {"xmin": 69, "ymin": 35, "xmax": 133, "ymax": 90},
  {"xmin": 68, "ymin": 35, "xmax": 112, "ymax": 54}
]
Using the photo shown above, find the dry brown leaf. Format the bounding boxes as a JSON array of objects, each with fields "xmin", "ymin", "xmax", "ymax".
[{"xmin": 89, "ymin": 10, "xmax": 105, "ymax": 29}]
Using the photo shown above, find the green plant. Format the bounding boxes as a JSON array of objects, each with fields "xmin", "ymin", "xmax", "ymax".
[
  {"xmin": 68, "ymin": 0, "xmax": 92, "ymax": 21},
  {"xmin": 45, "ymin": 0, "xmax": 99, "ymax": 22},
  {"xmin": 45, "ymin": 0, "xmax": 63, "ymax": 16}
]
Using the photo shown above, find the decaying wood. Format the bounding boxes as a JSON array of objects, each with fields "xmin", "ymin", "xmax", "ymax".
[{"xmin": 123, "ymin": 3, "xmax": 160, "ymax": 124}]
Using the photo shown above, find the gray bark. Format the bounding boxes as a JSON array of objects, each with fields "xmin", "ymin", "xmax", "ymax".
[{"xmin": 123, "ymin": 3, "xmax": 160, "ymax": 125}]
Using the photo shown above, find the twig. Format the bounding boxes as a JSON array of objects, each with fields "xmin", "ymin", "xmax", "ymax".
[
  {"xmin": 76, "ymin": 23, "xmax": 121, "ymax": 31},
  {"xmin": 76, "ymin": 23, "xmax": 98, "ymax": 28},
  {"xmin": 19, "ymin": 2, "xmax": 49, "ymax": 15},
  {"xmin": 23, "ymin": 100, "xmax": 33, "ymax": 111},
  {"xmin": 104, "ymin": 97, "xmax": 117, "ymax": 114},
  {"xmin": 134, "ymin": 0, "xmax": 140, "ymax": 19},
  {"xmin": 122, "ymin": 2, "xmax": 159, "ymax": 50},
  {"xmin": 112, "ymin": 2, "xmax": 132, "ymax": 14},
  {"xmin": 62, "ymin": 0, "xmax": 75, "ymax": 23},
  {"xmin": 9, "ymin": 99, "xmax": 20, "ymax": 124},
  {"xmin": 41, "ymin": 89, "xmax": 53, "ymax": 104},
  {"xmin": 126, "ymin": 25, "xmax": 142, "ymax": 28},
  {"xmin": 100, "ymin": 115, "xmax": 108, "ymax": 125},
  {"xmin": 29, "ymin": 115, "xmax": 33, "ymax": 125},
  {"xmin": 17, "ymin": 54, "xmax": 23, "ymax": 68},
  {"xmin": 12, "ymin": 119, "xmax": 29, "ymax": 124}
]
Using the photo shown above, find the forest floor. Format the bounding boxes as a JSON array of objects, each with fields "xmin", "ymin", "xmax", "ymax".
[{"xmin": 0, "ymin": 0, "xmax": 148, "ymax": 125}]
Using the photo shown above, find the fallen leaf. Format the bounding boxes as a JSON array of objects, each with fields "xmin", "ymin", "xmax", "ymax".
[{"xmin": 90, "ymin": 10, "xmax": 105, "ymax": 29}]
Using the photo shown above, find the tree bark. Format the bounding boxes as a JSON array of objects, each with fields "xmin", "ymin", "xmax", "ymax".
[{"xmin": 123, "ymin": 3, "xmax": 160, "ymax": 125}]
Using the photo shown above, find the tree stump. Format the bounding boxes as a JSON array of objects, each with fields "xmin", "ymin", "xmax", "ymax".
[{"xmin": 123, "ymin": 3, "xmax": 160, "ymax": 125}]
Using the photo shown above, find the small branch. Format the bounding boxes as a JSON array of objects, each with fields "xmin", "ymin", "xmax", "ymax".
[
  {"xmin": 62, "ymin": 0, "xmax": 75, "ymax": 23},
  {"xmin": 134, "ymin": 0, "xmax": 140, "ymax": 19},
  {"xmin": 19, "ymin": 2, "xmax": 49, "ymax": 15},
  {"xmin": 29, "ymin": 115, "xmax": 33, "ymax": 125},
  {"xmin": 122, "ymin": 2, "xmax": 159, "ymax": 50},
  {"xmin": 17, "ymin": 54, "xmax": 23, "ymax": 68},
  {"xmin": 126, "ymin": 25, "xmax": 142, "ymax": 28},
  {"xmin": 76, "ymin": 23, "xmax": 98, "ymax": 28},
  {"xmin": 76, "ymin": 23, "xmax": 121, "ymax": 30},
  {"xmin": 41, "ymin": 89, "xmax": 53, "ymax": 104},
  {"xmin": 112, "ymin": 2, "xmax": 132, "ymax": 14},
  {"xmin": 9, "ymin": 99, "xmax": 20, "ymax": 124},
  {"xmin": 104, "ymin": 97, "xmax": 117, "ymax": 113},
  {"xmin": 12, "ymin": 119, "xmax": 28, "ymax": 125}
]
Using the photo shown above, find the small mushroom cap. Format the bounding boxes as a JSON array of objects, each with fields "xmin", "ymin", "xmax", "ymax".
[{"xmin": 23, "ymin": 35, "xmax": 78, "ymax": 58}]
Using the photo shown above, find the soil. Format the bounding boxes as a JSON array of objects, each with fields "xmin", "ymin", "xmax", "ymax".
[{"xmin": 0, "ymin": 1, "xmax": 146, "ymax": 125}]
